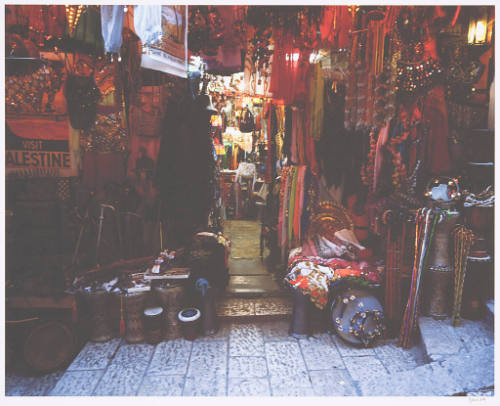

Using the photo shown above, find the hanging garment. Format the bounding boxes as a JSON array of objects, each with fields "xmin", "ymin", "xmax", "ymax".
[
  {"xmin": 71, "ymin": 6, "xmax": 105, "ymax": 54},
  {"xmin": 373, "ymin": 121, "xmax": 390, "ymax": 193},
  {"xmin": 100, "ymin": 5, "xmax": 125, "ymax": 54},
  {"xmin": 134, "ymin": 5, "xmax": 162, "ymax": 46},
  {"xmin": 307, "ymin": 62, "xmax": 325, "ymax": 141},
  {"xmin": 270, "ymin": 29, "xmax": 308, "ymax": 105},
  {"xmin": 235, "ymin": 162, "xmax": 257, "ymax": 188}
]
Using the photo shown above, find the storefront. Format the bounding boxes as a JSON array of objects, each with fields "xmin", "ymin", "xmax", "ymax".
[{"xmin": 4, "ymin": 4, "xmax": 495, "ymax": 397}]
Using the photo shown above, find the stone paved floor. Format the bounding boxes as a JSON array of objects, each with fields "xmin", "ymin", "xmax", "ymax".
[
  {"xmin": 5, "ymin": 319, "xmax": 421, "ymax": 396},
  {"xmin": 5, "ymin": 318, "xmax": 494, "ymax": 396}
]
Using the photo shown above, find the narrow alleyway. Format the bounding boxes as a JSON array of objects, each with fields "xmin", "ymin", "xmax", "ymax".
[{"xmin": 224, "ymin": 220, "xmax": 283, "ymax": 296}]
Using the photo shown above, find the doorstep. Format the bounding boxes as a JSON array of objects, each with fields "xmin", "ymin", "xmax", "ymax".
[{"xmin": 216, "ymin": 296, "xmax": 292, "ymax": 321}]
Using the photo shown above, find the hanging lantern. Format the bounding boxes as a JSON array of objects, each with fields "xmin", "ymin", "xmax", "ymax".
[
  {"xmin": 467, "ymin": 7, "xmax": 491, "ymax": 46},
  {"xmin": 65, "ymin": 5, "xmax": 84, "ymax": 37}
]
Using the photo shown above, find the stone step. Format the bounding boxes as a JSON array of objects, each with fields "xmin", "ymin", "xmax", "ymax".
[
  {"xmin": 358, "ymin": 344, "xmax": 494, "ymax": 396},
  {"xmin": 216, "ymin": 297, "xmax": 292, "ymax": 321},
  {"xmin": 418, "ymin": 317, "xmax": 494, "ymax": 362},
  {"xmin": 484, "ymin": 299, "xmax": 494, "ymax": 329}
]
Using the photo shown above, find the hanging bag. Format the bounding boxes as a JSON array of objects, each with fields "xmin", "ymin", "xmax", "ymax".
[
  {"xmin": 239, "ymin": 108, "xmax": 255, "ymax": 132},
  {"xmin": 65, "ymin": 74, "xmax": 101, "ymax": 131}
]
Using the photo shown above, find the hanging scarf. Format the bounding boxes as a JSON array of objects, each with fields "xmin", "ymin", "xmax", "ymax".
[
  {"xmin": 100, "ymin": 5, "xmax": 125, "ymax": 53},
  {"xmin": 398, "ymin": 208, "xmax": 443, "ymax": 349},
  {"xmin": 451, "ymin": 225, "xmax": 475, "ymax": 327}
]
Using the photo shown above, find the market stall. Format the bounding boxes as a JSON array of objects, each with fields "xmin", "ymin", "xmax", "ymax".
[{"xmin": 4, "ymin": 4, "xmax": 495, "ymax": 378}]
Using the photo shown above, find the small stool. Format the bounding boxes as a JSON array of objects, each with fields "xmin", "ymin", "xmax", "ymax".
[{"xmin": 289, "ymin": 289, "xmax": 310, "ymax": 338}]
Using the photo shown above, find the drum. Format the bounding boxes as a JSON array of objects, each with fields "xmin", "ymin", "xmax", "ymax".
[
  {"xmin": 154, "ymin": 282, "xmax": 185, "ymax": 340},
  {"xmin": 330, "ymin": 288, "xmax": 385, "ymax": 347},
  {"xmin": 178, "ymin": 308, "xmax": 201, "ymax": 341},
  {"xmin": 143, "ymin": 306, "xmax": 164, "ymax": 344},
  {"xmin": 123, "ymin": 291, "xmax": 148, "ymax": 343},
  {"xmin": 79, "ymin": 289, "xmax": 116, "ymax": 342},
  {"xmin": 24, "ymin": 321, "xmax": 76, "ymax": 373}
]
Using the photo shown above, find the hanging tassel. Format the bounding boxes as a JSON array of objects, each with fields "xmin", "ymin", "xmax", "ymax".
[
  {"xmin": 119, "ymin": 295, "xmax": 125, "ymax": 335},
  {"xmin": 72, "ymin": 300, "xmax": 78, "ymax": 324}
]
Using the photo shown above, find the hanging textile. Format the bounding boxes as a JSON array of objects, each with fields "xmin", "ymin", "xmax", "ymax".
[
  {"xmin": 134, "ymin": 5, "xmax": 162, "ymax": 46},
  {"xmin": 270, "ymin": 29, "xmax": 308, "ymax": 105},
  {"xmin": 306, "ymin": 62, "xmax": 324, "ymax": 141},
  {"xmin": 451, "ymin": 225, "xmax": 475, "ymax": 327},
  {"xmin": 100, "ymin": 5, "xmax": 125, "ymax": 54},
  {"xmin": 398, "ymin": 208, "xmax": 442, "ymax": 349},
  {"xmin": 278, "ymin": 165, "xmax": 316, "ymax": 255}
]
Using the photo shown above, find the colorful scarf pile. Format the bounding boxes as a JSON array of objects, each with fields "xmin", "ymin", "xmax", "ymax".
[
  {"xmin": 398, "ymin": 208, "xmax": 443, "ymax": 349},
  {"xmin": 284, "ymin": 255, "xmax": 383, "ymax": 309}
]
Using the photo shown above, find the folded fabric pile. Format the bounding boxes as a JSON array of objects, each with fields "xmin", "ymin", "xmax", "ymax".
[{"xmin": 284, "ymin": 255, "xmax": 383, "ymax": 309}]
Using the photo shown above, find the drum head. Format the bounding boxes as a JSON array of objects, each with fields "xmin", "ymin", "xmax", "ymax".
[{"xmin": 24, "ymin": 321, "xmax": 75, "ymax": 373}]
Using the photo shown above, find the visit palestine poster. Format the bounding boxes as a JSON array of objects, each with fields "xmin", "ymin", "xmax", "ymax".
[{"xmin": 6, "ymin": 117, "xmax": 78, "ymax": 178}]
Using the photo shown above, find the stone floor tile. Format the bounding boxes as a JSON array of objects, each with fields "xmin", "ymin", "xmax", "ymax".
[
  {"xmin": 21, "ymin": 371, "xmax": 65, "ymax": 396},
  {"xmin": 418, "ymin": 317, "xmax": 464, "ymax": 361},
  {"xmin": 187, "ymin": 341, "xmax": 228, "ymax": 377},
  {"xmin": 374, "ymin": 339, "xmax": 423, "ymax": 374},
  {"xmin": 299, "ymin": 333, "xmax": 344, "ymax": 370},
  {"xmin": 228, "ymin": 377, "xmax": 271, "ymax": 396},
  {"xmin": 229, "ymin": 323, "xmax": 265, "ymax": 356},
  {"xmin": 93, "ymin": 344, "xmax": 154, "ymax": 396},
  {"xmin": 261, "ymin": 319, "xmax": 295, "ymax": 342},
  {"xmin": 254, "ymin": 298, "xmax": 293, "ymax": 316},
  {"xmin": 343, "ymin": 355, "xmax": 389, "ymax": 383},
  {"xmin": 229, "ymin": 258, "xmax": 268, "ymax": 275},
  {"xmin": 309, "ymin": 369, "xmax": 359, "ymax": 396},
  {"xmin": 269, "ymin": 371, "xmax": 314, "ymax": 396},
  {"xmin": 439, "ymin": 345, "xmax": 494, "ymax": 393},
  {"xmin": 216, "ymin": 298, "xmax": 255, "ymax": 317},
  {"xmin": 358, "ymin": 362, "xmax": 463, "ymax": 396},
  {"xmin": 49, "ymin": 370, "xmax": 104, "ymax": 396},
  {"xmin": 147, "ymin": 339, "xmax": 192, "ymax": 376},
  {"xmin": 452, "ymin": 319, "xmax": 494, "ymax": 353},
  {"xmin": 5, "ymin": 375, "xmax": 37, "ymax": 396},
  {"xmin": 265, "ymin": 341, "xmax": 307, "ymax": 376},
  {"xmin": 330, "ymin": 334, "xmax": 376, "ymax": 357},
  {"xmin": 67, "ymin": 338, "xmax": 121, "ymax": 371},
  {"xmin": 229, "ymin": 356, "xmax": 268, "ymax": 378},
  {"xmin": 183, "ymin": 374, "xmax": 227, "ymax": 396},
  {"xmin": 227, "ymin": 275, "xmax": 282, "ymax": 295},
  {"xmin": 196, "ymin": 321, "xmax": 231, "ymax": 342},
  {"xmin": 137, "ymin": 374, "xmax": 185, "ymax": 396}
]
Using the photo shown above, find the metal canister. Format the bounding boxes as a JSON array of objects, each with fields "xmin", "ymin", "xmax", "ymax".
[
  {"xmin": 154, "ymin": 282, "xmax": 185, "ymax": 340},
  {"xmin": 422, "ymin": 211, "xmax": 460, "ymax": 319},
  {"xmin": 79, "ymin": 289, "xmax": 115, "ymax": 342},
  {"xmin": 143, "ymin": 306, "xmax": 164, "ymax": 344},
  {"xmin": 123, "ymin": 291, "xmax": 148, "ymax": 343}
]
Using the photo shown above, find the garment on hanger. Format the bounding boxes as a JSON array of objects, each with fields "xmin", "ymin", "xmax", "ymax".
[{"xmin": 100, "ymin": 5, "xmax": 125, "ymax": 53}]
